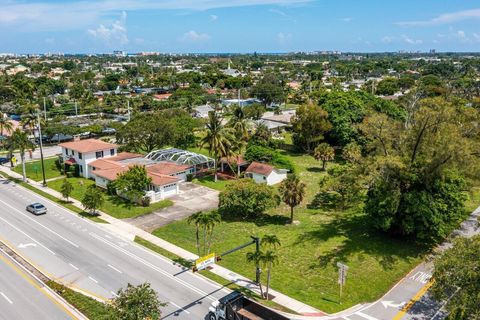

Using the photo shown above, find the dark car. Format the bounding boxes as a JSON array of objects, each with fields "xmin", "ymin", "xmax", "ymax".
[
  {"xmin": 0, "ymin": 157, "xmax": 10, "ymax": 165},
  {"xmin": 26, "ymin": 203, "xmax": 47, "ymax": 215}
]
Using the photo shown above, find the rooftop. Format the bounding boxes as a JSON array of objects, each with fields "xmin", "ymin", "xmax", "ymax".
[
  {"xmin": 59, "ymin": 139, "xmax": 118, "ymax": 153},
  {"xmin": 246, "ymin": 161, "xmax": 274, "ymax": 176}
]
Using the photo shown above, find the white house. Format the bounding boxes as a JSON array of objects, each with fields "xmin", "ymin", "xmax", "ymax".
[
  {"xmin": 245, "ymin": 161, "xmax": 288, "ymax": 185},
  {"xmin": 59, "ymin": 139, "xmax": 119, "ymax": 178}
]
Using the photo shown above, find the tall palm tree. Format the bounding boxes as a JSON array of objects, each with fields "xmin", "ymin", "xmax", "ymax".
[
  {"xmin": 313, "ymin": 142, "xmax": 335, "ymax": 170},
  {"xmin": 246, "ymin": 250, "xmax": 265, "ymax": 298},
  {"xmin": 279, "ymin": 174, "xmax": 306, "ymax": 223},
  {"xmin": 9, "ymin": 128, "xmax": 35, "ymax": 182},
  {"xmin": 228, "ymin": 104, "xmax": 249, "ymax": 142},
  {"xmin": 205, "ymin": 210, "xmax": 221, "ymax": 255},
  {"xmin": 187, "ymin": 210, "xmax": 222, "ymax": 256},
  {"xmin": 262, "ymin": 250, "xmax": 279, "ymax": 301},
  {"xmin": 0, "ymin": 112, "xmax": 13, "ymax": 147},
  {"xmin": 187, "ymin": 211, "xmax": 203, "ymax": 256},
  {"xmin": 201, "ymin": 111, "xmax": 235, "ymax": 182},
  {"xmin": 261, "ymin": 234, "xmax": 281, "ymax": 250}
]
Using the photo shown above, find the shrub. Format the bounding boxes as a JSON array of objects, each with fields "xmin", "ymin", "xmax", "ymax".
[
  {"xmin": 186, "ymin": 173, "xmax": 194, "ymax": 182},
  {"xmin": 244, "ymin": 144, "xmax": 295, "ymax": 173},
  {"xmin": 141, "ymin": 196, "xmax": 151, "ymax": 207}
]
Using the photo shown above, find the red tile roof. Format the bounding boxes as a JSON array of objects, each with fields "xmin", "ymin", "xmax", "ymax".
[
  {"xmin": 89, "ymin": 159, "xmax": 123, "ymax": 170},
  {"xmin": 109, "ymin": 152, "xmax": 143, "ymax": 161},
  {"xmin": 59, "ymin": 139, "xmax": 118, "ymax": 153},
  {"xmin": 245, "ymin": 161, "xmax": 274, "ymax": 176},
  {"xmin": 147, "ymin": 162, "xmax": 191, "ymax": 175},
  {"xmin": 148, "ymin": 172, "xmax": 179, "ymax": 186},
  {"xmin": 220, "ymin": 155, "xmax": 249, "ymax": 165},
  {"xmin": 93, "ymin": 163, "xmax": 180, "ymax": 187}
]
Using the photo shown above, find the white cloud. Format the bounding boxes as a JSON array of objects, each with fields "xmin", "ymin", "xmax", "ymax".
[
  {"xmin": 382, "ymin": 36, "xmax": 394, "ymax": 43},
  {"xmin": 277, "ymin": 32, "xmax": 292, "ymax": 45},
  {"xmin": 401, "ymin": 35, "xmax": 422, "ymax": 45},
  {"xmin": 397, "ymin": 8, "xmax": 480, "ymax": 26},
  {"xmin": 269, "ymin": 8, "xmax": 296, "ymax": 22},
  {"xmin": 0, "ymin": 0, "xmax": 312, "ymax": 30},
  {"xmin": 88, "ymin": 11, "xmax": 128, "ymax": 46},
  {"xmin": 436, "ymin": 29, "xmax": 480, "ymax": 43},
  {"xmin": 180, "ymin": 30, "xmax": 211, "ymax": 42},
  {"xmin": 210, "ymin": 14, "xmax": 218, "ymax": 21}
]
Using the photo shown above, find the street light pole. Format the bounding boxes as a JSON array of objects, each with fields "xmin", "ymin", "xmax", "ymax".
[{"xmin": 36, "ymin": 112, "xmax": 47, "ymax": 187}]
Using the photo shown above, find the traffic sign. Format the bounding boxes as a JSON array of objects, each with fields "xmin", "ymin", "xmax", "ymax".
[
  {"xmin": 195, "ymin": 253, "xmax": 216, "ymax": 271},
  {"xmin": 337, "ymin": 262, "xmax": 348, "ymax": 285}
]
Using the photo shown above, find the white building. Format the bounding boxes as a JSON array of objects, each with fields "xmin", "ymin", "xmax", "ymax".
[
  {"xmin": 59, "ymin": 139, "xmax": 119, "ymax": 178},
  {"xmin": 245, "ymin": 161, "xmax": 288, "ymax": 185}
]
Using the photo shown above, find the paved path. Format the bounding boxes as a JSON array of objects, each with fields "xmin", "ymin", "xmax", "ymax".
[{"xmin": 126, "ymin": 183, "xmax": 219, "ymax": 232}]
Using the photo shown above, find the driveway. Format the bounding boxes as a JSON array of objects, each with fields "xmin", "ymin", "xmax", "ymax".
[{"xmin": 126, "ymin": 182, "xmax": 219, "ymax": 232}]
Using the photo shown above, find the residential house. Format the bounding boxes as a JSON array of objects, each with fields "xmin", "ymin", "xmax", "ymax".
[{"xmin": 245, "ymin": 161, "xmax": 288, "ymax": 185}]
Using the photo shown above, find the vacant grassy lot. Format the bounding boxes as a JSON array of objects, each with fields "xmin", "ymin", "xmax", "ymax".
[
  {"xmin": 14, "ymin": 157, "xmax": 63, "ymax": 181},
  {"xmin": 154, "ymin": 148, "xmax": 480, "ymax": 313},
  {"xmin": 192, "ymin": 175, "xmax": 230, "ymax": 191},
  {"xmin": 48, "ymin": 177, "xmax": 173, "ymax": 219}
]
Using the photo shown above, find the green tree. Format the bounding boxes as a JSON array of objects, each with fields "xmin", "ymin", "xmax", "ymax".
[
  {"xmin": 250, "ymin": 73, "xmax": 285, "ymax": 106},
  {"xmin": 291, "ymin": 104, "xmax": 332, "ymax": 152},
  {"xmin": 81, "ymin": 185, "xmax": 104, "ymax": 215},
  {"xmin": 114, "ymin": 165, "xmax": 152, "ymax": 203},
  {"xmin": 279, "ymin": 174, "xmax": 306, "ymax": 223},
  {"xmin": 246, "ymin": 251, "xmax": 265, "ymax": 298},
  {"xmin": 109, "ymin": 283, "xmax": 166, "ymax": 320},
  {"xmin": 201, "ymin": 111, "xmax": 235, "ymax": 182},
  {"xmin": 342, "ymin": 142, "xmax": 362, "ymax": 163},
  {"xmin": 8, "ymin": 128, "xmax": 35, "ymax": 182},
  {"xmin": 262, "ymin": 250, "xmax": 279, "ymax": 301},
  {"xmin": 60, "ymin": 179, "xmax": 73, "ymax": 202},
  {"xmin": 219, "ymin": 179, "xmax": 280, "ymax": 219},
  {"xmin": 431, "ymin": 235, "xmax": 480, "ymax": 319},
  {"xmin": 313, "ymin": 142, "xmax": 335, "ymax": 170},
  {"xmin": 187, "ymin": 210, "xmax": 221, "ymax": 256},
  {"xmin": 0, "ymin": 112, "xmax": 13, "ymax": 141}
]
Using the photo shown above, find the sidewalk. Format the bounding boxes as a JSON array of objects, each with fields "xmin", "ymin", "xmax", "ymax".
[{"xmin": 0, "ymin": 165, "xmax": 323, "ymax": 316}]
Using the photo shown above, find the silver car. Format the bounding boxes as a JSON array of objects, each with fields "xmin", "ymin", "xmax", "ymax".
[{"xmin": 26, "ymin": 203, "xmax": 47, "ymax": 215}]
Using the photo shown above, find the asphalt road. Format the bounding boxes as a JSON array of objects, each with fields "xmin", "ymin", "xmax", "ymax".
[
  {"xmin": 0, "ymin": 249, "xmax": 73, "ymax": 320},
  {"xmin": 0, "ymin": 177, "xmax": 229, "ymax": 319}
]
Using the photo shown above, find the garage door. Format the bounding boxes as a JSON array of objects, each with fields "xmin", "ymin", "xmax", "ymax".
[{"xmin": 162, "ymin": 184, "xmax": 178, "ymax": 197}]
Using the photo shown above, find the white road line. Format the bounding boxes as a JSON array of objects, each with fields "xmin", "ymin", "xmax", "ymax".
[
  {"xmin": 356, "ymin": 311, "xmax": 379, "ymax": 320},
  {"xmin": 170, "ymin": 301, "xmax": 190, "ymax": 314},
  {"xmin": 107, "ymin": 264, "xmax": 122, "ymax": 274},
  {"xmin": 0, "ymin": 216, "xmax": 55, "ymax": 255},
  {"xmin": 110, "ymin": 291, "xmax": 119, "ymax": 298},
  {"xmin": 0, "ymin": 199, "xmax": 79, "ymax": 248},
  {"xmin": 0, "ymin": 292, "xmax": 13, "ymax": 304},
  {"xmin": 69, "ymin": 263, "xmax": 79, "ymax": 270},
  {"xmin": 90, "ymin": 233, "xmax": 216, "ymax": 302},
  {"xmin": 88, "ymin": 276, "xmax": 98, "ymax": 284}
]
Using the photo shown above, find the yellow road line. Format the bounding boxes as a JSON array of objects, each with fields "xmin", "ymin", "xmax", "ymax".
[
  {"xmin": 392, "ymin": 280, "xmax": 435, "ymax": 320},
  {"xmin": 0, "ymin": 251, "xmax": 79, "ymax": 320}
]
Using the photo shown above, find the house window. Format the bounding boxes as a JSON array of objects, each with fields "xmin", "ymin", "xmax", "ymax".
[
  {"xmin": 72, "ymin": 150, "xmax": 75, "ymax": 156},
  {"xmin": 65, "ymin": 149, "xmax": 69, "ymax": 156},
  {"xmin": 110, "ymin": 149, "xmax": 115, "ymax": 156},
  {"xmin": 79, "ymin": 166, "xmax": 83, "ymax": 173},
  {"xmin": 95, "ymin": 151, "xmax": 104, "ymax": 159},
  {"xmin": 78, "ymin": 152, "xmax": 82, "ymax": 160},
  {"xmin": 263, "ymin": 176, "xmax": 266, "ymax": 180}
]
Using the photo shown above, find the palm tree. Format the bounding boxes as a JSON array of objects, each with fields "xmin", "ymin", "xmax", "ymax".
[
  {"xmin": 262, "ymin": 250, "xmax": 279, "ymax": 301},
  {"xmin": 187, "ymin": 210, "xmax": 222, "ymax": 256},
  {"xmin": 201, "ymin": 111, "xmax": 235, "ymax": 182},
  {"xmin": 187, "ymin": 211, "xmax": 203, "ymax": 256},
  {"xmin": 313, "ymin": 142, "xmax": 335, "ymax": 170},
  {"xmin": 279, "ymin": 174, "xmax": 306, "ymax": 223},
  {"xmin": 0, "ymin": 112, "xmax": 13, "ymax": 147},
  {"xmin": 261, "ymin": 234, "xmax": 281, "ymax": 250},
  {"xmin": 205, "ymin": 210, "xmax": 221, "ymax": 255},
  {"xmin": 246, "ymin": 251, "xmax": 265, "ymax": 298},
  {"xmin": 228, "ymin": 104, "xmax": 249, "ymax": 142},
  {"xmin": 9, "ymin": 129, "xmax": 35, "ymax": 182}
]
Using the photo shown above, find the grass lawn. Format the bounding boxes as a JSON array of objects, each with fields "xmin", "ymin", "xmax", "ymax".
[
  {"xmin": 192, "ymin": 175, "xmax": 230, "ymax": 191},
  {"xmin": 13, "ymin": 157, "xmax": 64, "ymax": 182},
  {"xmin": 48, "ymin": 177, "xmax": 173, "ymax": 219},
  {"xmin": 153, "ymin": 148, "xmax": 480, "ymax": 313}
]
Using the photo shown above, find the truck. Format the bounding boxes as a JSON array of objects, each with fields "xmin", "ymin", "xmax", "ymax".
[{"xmin": 208, "ymin": 291, "xmax": 290, "ymax": 320}]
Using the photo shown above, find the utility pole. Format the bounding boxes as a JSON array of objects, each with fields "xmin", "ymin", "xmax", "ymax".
[
  {"xmin": 36, "ymin": 112, "xmax": 47, "ymax": 187},
  {"xmin": 127, "ymin": 99, "xmax": 131, "ymax": 121},
  {"xmin": 74, "ymin": 100, "xmax": 78, "ymax": 116},
  {"xmin": 238, "ymin": 88, "xmax": 242, "ymax": 108}
]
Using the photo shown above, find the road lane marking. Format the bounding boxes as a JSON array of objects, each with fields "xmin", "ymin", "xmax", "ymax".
[
  {"xmin": 393, "ymin": 280, "xmax": 434, "ymax": 320},
  {"xmin": 0, "ymin": 216, "xmax": 55, "ymax": 255},
  {"xmin": 90, "ymin": 233, "xmax": 216, "ymax": 301},
  {"xmin": 409, "ymin": 271, "xmax": 431, "ymax": 284},
  {"xmin": 108, "ymin": 264, "xmax": 122, "ymax": 274},
  {"xmin": 88, "ymin": 276, "xmax": 98, "ymax": 284},
  {"xmin": 170, "ymin": 301, "xmax": 190, "ymax": 314},
  {"xmin": 69, "ymin": 263, "xmax": 79, "ymax": 271},
  {"xmin": 0, "ymin": 199, "xmax": 79, "ymax": 248},
  {"xmin": 110, "ymin": 291, "xmax": 119, "ymax": 298},
  {"xmin": 356, "ymin": 311, "xmax": 378, "ymax": 320},
  {"xmin": 0, "ymin": 292, "xmax": 13, "ymax": 304}
]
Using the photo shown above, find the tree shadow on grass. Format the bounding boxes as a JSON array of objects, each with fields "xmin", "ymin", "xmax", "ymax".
[
  {"xmin": 107, "ymin": 194, "xmax": 135, "ymax": 210},
  {"xmin": 307, "ymin": 167, "xmax": 324, "ymax": 173},
  {"xmin": 295, "ymin": 213, "xmax": 429, "ymax": 271},
  {"xmin": 221, "ymin": 213, "xmax": 290, "ymax": 226}
]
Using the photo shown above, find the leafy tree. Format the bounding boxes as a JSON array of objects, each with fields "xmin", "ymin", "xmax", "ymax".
[
  {"xmin": 376, "ymin": 77, "xmax": 399, "ymax": 95},
  {"xmin": 8, "ymin": 128, "xmax": 34, "ymax": 182},
  {"xmin": 109, "ymin": 283, "xmax": 166, "ymax": 320},
  {"xmin": 244, "ymin": 144, "xmax": 295, "ymax": 173},
  {"xmin": 81, "ymin": 185, "xmax": 104, "ymax": 215},
  {"xmin": 342, "ymin": 142, "xmax": 362, "ymax": 163},
  {"xmin": 279, "ymin": 174, "xmax": 306, "ymax": 223},
  {"xmin": 251, "ymin": 73, "xmax": 285, "ymax": 106},
  {"xmin": 313, "ymin": 142, "xmax": 335, "ymax": 170},
  {"xmin": 114, "ymin": 165, "xmax": 152, "ymax": 203},
  {"xmin": 431, "ymin": 235, "xmax": 480, "ymax": 319},
  {"xmin": 60, "ymin": 179, "xmax": 73, "ymax": 202},
  {"xmin": 219, "ymin": 179, "xmax": 280, "ymax": 219},
  {"xmin": 187, "ymin": 210, "xmax": 221, "ymax": 256},
  {"xmin": 201, "ymin": 111, "xmax": 235, "ymax": 182},
  {"xmin": 0, "ymin": 112, "xmax": 13, "ymax": 139},
  {"xmin": 291, "ymin": 104, "xmax": 332, "ymax": 152}
]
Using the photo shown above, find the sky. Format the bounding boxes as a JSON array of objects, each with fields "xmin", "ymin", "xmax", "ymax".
[{"xmin": 0, "ymin": 0, "xmax": 479, "ymax": 54}]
